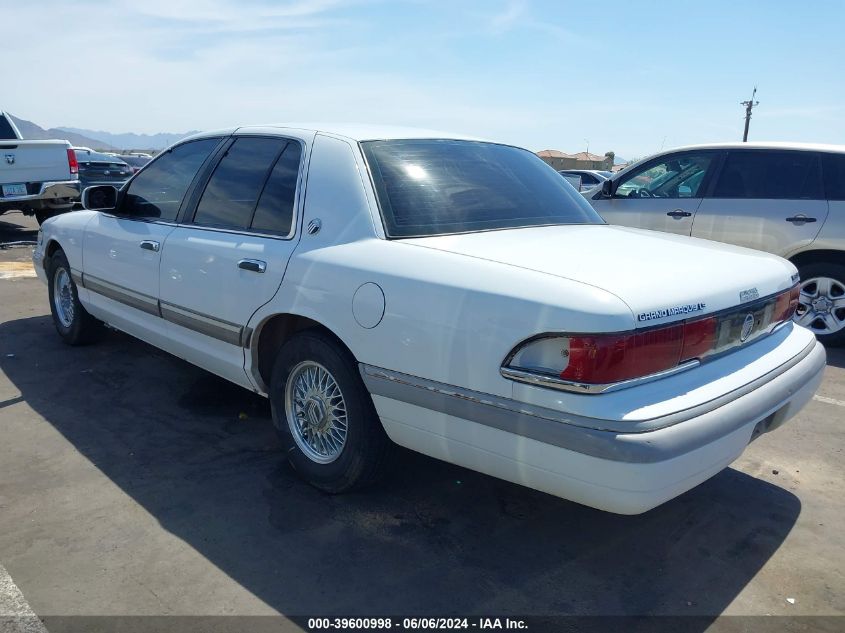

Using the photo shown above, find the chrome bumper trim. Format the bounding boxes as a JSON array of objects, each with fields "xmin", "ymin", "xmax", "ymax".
[
  {"xmin": 500, "ymin": 361, "xmax": 700, "ymax": 394},
  {"xmin": 0, "ymin": 180, "xmax": 80, "ymax": 203}
]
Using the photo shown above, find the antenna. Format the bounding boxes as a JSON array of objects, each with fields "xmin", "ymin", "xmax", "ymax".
[{"xmin": 741, "ymin": 86, "xmax": 759, "ymax": 142}]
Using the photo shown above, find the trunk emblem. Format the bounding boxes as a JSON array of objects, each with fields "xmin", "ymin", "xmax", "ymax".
[
  {"xmin": 4, "ymin": 154, "xmax": 13, "ymax": 165},
  {"xmin": 740, "ymin": 313, "xmax": 755, "ymax": 342},
  {"xmin": 740, "ymin": 287, "xmax": 759, "ymax": 303}
]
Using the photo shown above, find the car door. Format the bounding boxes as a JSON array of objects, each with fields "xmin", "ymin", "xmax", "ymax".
[
  {"xmin": 158, "ymin": 133, "xmax": 309, "ymax": 387},
  {"xmin": 81, "ymin": 138, "xmax": 222, "ymax": 343},
  {"xmin": 591, "ymin": 151, "xmax": 718, "ymax": 235},
  {"xmin": 692, "ymin": 149, "xmax": 828, "ymax": 256}
]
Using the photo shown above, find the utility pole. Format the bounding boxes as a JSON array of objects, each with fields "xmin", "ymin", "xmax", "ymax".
[{"xmin": 741, "ymin": 87, "xmax": 759, "ymax": 142}]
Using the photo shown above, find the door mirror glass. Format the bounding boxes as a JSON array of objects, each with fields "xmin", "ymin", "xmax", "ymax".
[
  {"xmin": 82, "ymin": 185, "xmax": 118, "ymax": 211},
  {"xmin": 601, "ymin": 178, "xmax": 613, "ymax": 197}
]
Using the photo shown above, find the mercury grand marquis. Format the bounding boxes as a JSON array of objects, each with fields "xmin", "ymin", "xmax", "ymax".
[{"xmin": 33, "ymin": 125, "xmax": 826, "ymax": 514}]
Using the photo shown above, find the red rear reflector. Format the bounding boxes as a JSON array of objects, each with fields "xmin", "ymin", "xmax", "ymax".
[{"xmin": 67, "ymin": 148, "xmax": 79, "ymax": 175}]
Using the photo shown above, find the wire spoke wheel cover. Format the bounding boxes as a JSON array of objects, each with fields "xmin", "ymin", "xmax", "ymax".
[
  {"xmin": 285, "ymin": 360, "xmax": 349, "ymax": 464},
  {"xmin": 53, "ymin": 267, "xmax": 75, "ymax": 328},
  {"xmin": 795, "ymin": 276, "xmax": 845, "ymax": 335}
]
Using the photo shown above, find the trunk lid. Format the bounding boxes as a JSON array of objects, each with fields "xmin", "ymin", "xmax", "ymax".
[
  {"xmin": 402, "ymin": 224, "xmax": 796, "ymax": 327},
  {"xmin": 0, "ymin": 140, "xmax": 72, "ymax": 184}
]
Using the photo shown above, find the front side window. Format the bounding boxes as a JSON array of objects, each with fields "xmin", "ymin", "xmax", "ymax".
[
  {"xmin": 614, "ymin": 153, "xmax": 713, "ymax": 199},
  {"xmin": 122, "ymin": 138, "xmax": 219, "ymax": 221},
  {"xmin": 712, "ymin": 150, "xmax": 822, "ymax": 200},
  {"xmin": 362, "ymin": 140, "xmax": 602, "ymax": 238}
]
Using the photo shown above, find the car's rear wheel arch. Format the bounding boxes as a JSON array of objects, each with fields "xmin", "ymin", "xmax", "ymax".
[
  {"xmin": 789, "ymin": 249, "xmax": 845, "ymax": 270},
  {"xmin": 252, "ymin": 313, "xmax": 356, "ymax": 393}
]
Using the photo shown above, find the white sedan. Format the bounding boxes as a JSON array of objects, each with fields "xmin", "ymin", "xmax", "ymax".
[{"xmin": 33, "ymin": 125, "xmax": 825, "ymax": 514}]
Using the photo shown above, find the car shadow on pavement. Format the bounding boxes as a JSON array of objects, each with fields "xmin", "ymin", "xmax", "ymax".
[
  {"xmin": 0, "ymin": 214, "xmax": 38, "ymax": 245},
  {"xmin": 0, "ymin": 315, "xmax": 802, "ymax": 623},
  {"xmin": 823, "ymin": 346, "xmax": 845, "ymax": 369}
]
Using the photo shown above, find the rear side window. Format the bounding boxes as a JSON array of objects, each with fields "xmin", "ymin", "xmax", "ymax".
[
  {"xmin": 193, "ymin": 137, "xmax": 288, "ymax": 229},
  {"xmin": 712, "ymin": 150, "xmax": 822, "ymax": 200},
  {"xmin": 122, "ymin": 138, "xmax": 219, "ymax": 221},
  {"xmin": 822, "ymin": 153, "xmax": 845, "ymax": 201},
  {"xmin": 251, "ymin": 142, "xmax": 302, "ymax": 234}
]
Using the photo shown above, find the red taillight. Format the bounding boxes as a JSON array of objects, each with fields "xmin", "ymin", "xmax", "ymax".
[
  {"xmin": 67, "ymin": 148, "xmax": 79, "ymax": 175},
  {"xmin": 506, "ymin": 285, "xmax": 800, "ymax": 389},
  {"xmin": 774, "ymin": 285, "xmax": 800, "ymax": 322},
  {"xmin": 680, "ymin": 316, "xmax": 718, "ymax": 361},
  {"xmin": 561, "ymin": 325, "xmax": 683, "ymax": 384}
]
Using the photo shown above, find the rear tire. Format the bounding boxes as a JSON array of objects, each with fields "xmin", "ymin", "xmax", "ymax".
[
  {"xmin": 47, "ymin": 250, "xmax": 104, "ymax": 345},
  {"xmin": 795, "ymin": 262, "xmax": 845, "ymax": 347},
  {"xmin": 269, "ymin": 330, "xmax": 393, "ymax": 493}
]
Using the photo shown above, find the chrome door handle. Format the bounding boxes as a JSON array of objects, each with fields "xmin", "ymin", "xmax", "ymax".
[
  {"xmin": 139, "ymin": 240, "xmax": 160, "ymax": 252},
  {"xmin": 238, "ymin": 259, "xmax": 266, "ymax": 273},
  {"xmin": 666, "ymin": 209, "xmax": 692, "ymax": 218},
  {"xmin": 785, "ymin": 215, "xmax": 817, "ymax": 224}
]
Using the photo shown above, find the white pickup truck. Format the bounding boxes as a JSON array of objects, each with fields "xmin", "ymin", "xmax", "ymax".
[{"xmin": 0, "ymin": 111, "xmax": 80, "ymax": 224}]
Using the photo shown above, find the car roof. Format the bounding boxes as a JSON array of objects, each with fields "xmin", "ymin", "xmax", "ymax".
[
  {"xmin": 608, "ymin": 141, "xmax": 845, "ymax": 180},
  {"xmin": 659, "ymin": 141, "xmax": 845, "ymax": 154},
  {"xmin": 182, "ymin": 124, "xmax": 491, "ymax": 144}
]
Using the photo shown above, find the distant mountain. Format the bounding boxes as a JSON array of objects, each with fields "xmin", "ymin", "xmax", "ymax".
[
  {"xmin": 8, "ymin": 114, "xmax": 113, "ymax": 149},
  {"xmin": 613, "ymin": 155, "xmax": 628, "ymax": 165},
  {"xmin": 57, "ymin": 127, "xmax": 200, "ymax": 150}
]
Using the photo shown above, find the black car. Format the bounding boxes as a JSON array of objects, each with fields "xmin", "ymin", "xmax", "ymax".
[
  {"xmin": 73, "ymin": 148, "xmax": 133, "ymax": 189},
  {"xmin": 117, "ymin": 154, "xmax": 152, "ymax": 174}
]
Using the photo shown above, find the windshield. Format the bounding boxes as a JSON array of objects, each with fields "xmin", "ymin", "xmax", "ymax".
[{"xmin": 362, "ymin": 139, "xmax": 603, "ymax": 238}]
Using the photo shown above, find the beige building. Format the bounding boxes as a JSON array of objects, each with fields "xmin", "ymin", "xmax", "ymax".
[{"xmin": 537, "ymin": 149, "xmax": 614, "ymax": 171}]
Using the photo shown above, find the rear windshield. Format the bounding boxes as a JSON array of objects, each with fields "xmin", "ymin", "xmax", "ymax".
[
  {"xmin": 361, "ymin": 139, "xmax": 603, "ymax": 238},
  {"xmin": 0, "ymin": 115, "xmax": 18, "ymax": 140}
]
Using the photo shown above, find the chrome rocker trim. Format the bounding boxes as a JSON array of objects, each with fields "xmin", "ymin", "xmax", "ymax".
[{"xmin": 80, "ymin": 273, "xmax": 248, "ymax": 346}]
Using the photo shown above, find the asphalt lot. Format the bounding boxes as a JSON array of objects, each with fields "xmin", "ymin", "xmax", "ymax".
[{"xmin": 0, "ymin": 211, "xmax": 843, "ymax": 630}]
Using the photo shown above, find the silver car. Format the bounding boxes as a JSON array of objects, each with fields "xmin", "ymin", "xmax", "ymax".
[{"xmin": 587, "ymin": 142, "xmax": 845, "ymax": 345}]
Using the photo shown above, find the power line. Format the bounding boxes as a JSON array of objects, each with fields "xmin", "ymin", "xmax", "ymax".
[{"xmin": 741, "ymin": 86, "xmax": 759, "ymax": 142}]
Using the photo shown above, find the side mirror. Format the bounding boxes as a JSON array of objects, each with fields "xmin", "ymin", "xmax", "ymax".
[
  {"xmin": 600, "ymin": 179, "xmax": 613, "ymax": 198},
  {"xmin": 82, "ymin": 185, "xmax": 119, "ymax": 211}
]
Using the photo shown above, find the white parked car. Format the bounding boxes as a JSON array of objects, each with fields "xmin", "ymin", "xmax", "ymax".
[
  {"xmin": 586, "ymin": 143, "xmax": 845, "ymax": 345},
  {"xmin": 33, "ymin": 125, "xmax": 825, "ymax": 514}
]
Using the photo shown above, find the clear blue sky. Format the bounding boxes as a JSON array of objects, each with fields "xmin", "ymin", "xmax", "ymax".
[{"xmin": 6, "ymin": 0, "xmax": 844, "ymax": 159}]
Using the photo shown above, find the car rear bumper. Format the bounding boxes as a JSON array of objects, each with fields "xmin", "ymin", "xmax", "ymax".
[
  {"xmin": 363, "ymin": 336, "xmax": 825, "ymax": 514},
  {"xmin": 1, "ymin": 180, "xmax": 80, "ymax": 203}
]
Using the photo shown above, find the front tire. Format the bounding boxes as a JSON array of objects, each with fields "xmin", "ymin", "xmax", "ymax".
[
  {"xmin": 47, "ymin": 250, "xmax": 104, "ymax": 345},
  {"xmin": 795, "ymin": 262, "xmax": 845, "ymax": 347},
  {"xmin": 269, "ymin": 330, "xmax": 392, "ymax": 493}
]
